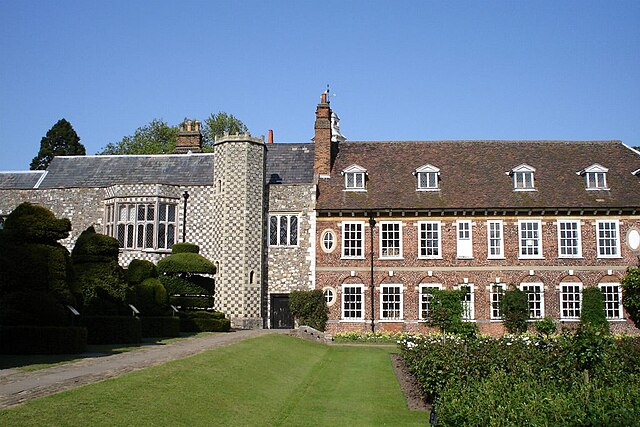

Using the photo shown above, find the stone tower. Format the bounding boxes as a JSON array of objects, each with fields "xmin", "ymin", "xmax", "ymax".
[{"xmin": 211, "ymin": 133, "xmax": 266, "ymax": 329}]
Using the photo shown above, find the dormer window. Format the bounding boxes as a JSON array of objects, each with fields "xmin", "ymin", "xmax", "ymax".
[
  {"xmin": 414, "ymin": 164, "xmax": 440, "ymax": 191},
  {"xmin": 342, "ymin": 164, "xmax": 367, "ymax": 191},
  {"xmin": 578, "ymin": 164, "xmax": 609, "ymax": 190},
  {"xmin": 509, "ymin": 164, "xmax": 536, "ymax": 191}
]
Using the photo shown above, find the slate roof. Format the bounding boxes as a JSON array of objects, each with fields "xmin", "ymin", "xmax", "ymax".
[
  {"xmin": 265, "ymin": 143, "xmax": 314, "ymax": 184},
  {"xmin": 0, "ymin": 171, "xmax": 46, "ymax": 189},
  {"xmin": 316, "ymin": 140, "xmax": 640, "ymax": 212},
  {"xmin": 36, "ymin": 154, "xmax": 216, "ymax": 188}
]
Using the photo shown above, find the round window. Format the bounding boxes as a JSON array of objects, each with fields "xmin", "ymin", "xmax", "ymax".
[
  {"xmin": 323, "ymin": 287, "xmax": 336, "ymax": 306},
  {"xmin": 321, "ymin": 229, "xmax": 336, "ymax": 253},
  {"xmin": 628, "ymin": 229, "xmax": 640, "ymax": 251}
]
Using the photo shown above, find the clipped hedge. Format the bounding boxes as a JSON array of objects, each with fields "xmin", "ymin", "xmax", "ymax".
[
  {"xmin": 125, "ymin": 259, "xmax": 158, "ymax": 284},
  {"xmin": 179, "ymin": 311, "xmax": 230, "ymax": 332},
  {"xmin": 2, "ymin": 202, "xmax": 71, "ymax": 243},
  {"xmin": 157, "ymin": 253, "xmax": 215, "ymax": 275},
  {"xmin": 135, "ymin": 277, "xmax": 169, "ymax": 316},
  {"xmin": 161, "ymin": 275, "xmax": 212, "ymax": 296},
  {"xmin": 71, "ymin": 226, "xmax": 120, "ymax": 264},
  {"xmin": 140, "ymin": 316, "xmax": 180, "ymax": 338},
  {"xmin": 0, "ymin": 291, "xmax": 70, "ymax": 327},
  {"xmin": 171, "ymin": 243, "xmax": 200, "ymax": 254},
  {"xmin": 0, "ymin": 326, "xmax": 87, "ymax": 354},
  {"xmin": 170, "ymin": 295, "xmax": 214, "ymax": 310},
  {"xmin": 81, "ymin": 316, "xmax": 141, "ymax": 344}
]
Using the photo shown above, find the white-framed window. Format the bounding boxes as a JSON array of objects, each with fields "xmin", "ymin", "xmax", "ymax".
[
  {"xmin": 380, "ymin": 221, "xmax": 402, "ymax": 259},
  {"xmin": 557, "ymin": 220, "xmax": 582, "ymax": 258},
  {"xmin": 560, "ymin": 283, "xmax": 582, "ymax": 320},
  {"xmin": 596, "ymin": 220, "xmax": 621, "ymax": 258},
  {"xmin": 341, "ymin": 221, "xmax": 365, "ymax": 259},
  {"xmin": 490, "ymin": 283, "xmax": 506, "ymax": 320},
  {"xmin": 459, "ymin": 284, "xmax": 475, "ymax": 321},
  {"xmin": 519, "ymin": 283, "xmax": 545, "ymax": 319},
  {"xmin": 419, "ymin": 284, "xmax": 442, "ymax": 320},
  {"xmin": 321, "ymin": 229, "xmax": 336, "ymax": 253},
  {"xmin": 380, "ymin": 284, "xmax": 403, "ymax": 320},
  {"xmin": 269, "ymin": 214, "xmax": 299, "ymax": 247},
  {"xmin": 510, "ymin": 164, "xmax": 536, "ymax": 191},
  {"xmin": 487, "ymin": 220, "xmax": 504, "ymax": 258},
  {"xmin": 598, "ymin": 283, "xmax": 623, "ymax": 320},
  {"xmin": 580, "ymin": 164, "xmax": 609, "ymax": 190},
  {"xmin": 323, "ymin": 287, "xmax": 336, "ymax": 306},
  {"xmin": 341, "ymin": 284, "xmax": 364, "ymax": 320},
  {"xmin": 415, "ymin": 164, "xmax": 440, "ymax": 191},
  {"xmin": 456, "ymin": 220, "xmax": 473, "ymax": 258},
  {"xmin": 518, "ymin": 220, "xmax": 543, "ymax": 259},
  {"xmin": 342, "ymin": 164, "xmax": 367, "ymax": 191},
  {"xmin": 418, "ymin": 221, "xmax": 442, "ymax": 259},
  {"xmin": 106, "ymin": 201, "xmax": 177, "ymax": 251}
]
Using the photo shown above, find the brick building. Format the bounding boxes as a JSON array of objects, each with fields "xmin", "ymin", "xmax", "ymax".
[{"xmin": 1, "ymin": 94, "xmax": 640, "ymax": 334}]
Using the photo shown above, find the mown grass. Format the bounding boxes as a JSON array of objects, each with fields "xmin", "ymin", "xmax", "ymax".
[
  {"xmin": 0, "ymin": 332, "xmax": 216, "ymax": 372},
  {"xmin": 0, "ymin": 334, "xmax": 425, "ymax": 426}
]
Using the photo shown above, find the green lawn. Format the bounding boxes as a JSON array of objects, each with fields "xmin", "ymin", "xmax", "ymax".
[{"xmin": 0, "ymin": 334, "xmax": 426, "ymax": 426}]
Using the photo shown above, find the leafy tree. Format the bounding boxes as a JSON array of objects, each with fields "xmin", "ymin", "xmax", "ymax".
[
  {"xmin": 202, "ymin": 112, "xmax": 248, "ymax": 150},
  {"xmin": 98, "ymin": 119, "xmax": 178, "ymax": 155},
  {"xmin": 502, "ymin": 288, "xmax": 529, "ymax": 334},
  {"xmin": 428, "ymin": 289, "xmax": 464, "ymax": 333},
  {"xmin": 621, "ymin": 267, "xmax": 640, "ymax": 328},
  {"xmin": 30, "ymin": 119, "xmax": 85, "ymax": 170}
]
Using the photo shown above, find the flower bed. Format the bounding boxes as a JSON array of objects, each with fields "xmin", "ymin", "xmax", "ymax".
[{"xmin": 399, "ymin": 333, "xmax": 640, "ymax": 425}]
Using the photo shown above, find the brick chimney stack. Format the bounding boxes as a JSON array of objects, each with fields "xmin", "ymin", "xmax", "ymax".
[
  {"xmin": 174, "ymin": 119, "xmax": 203, "ymax": 154},
  {"xmin": 313, "ymin": 90, "xmax": 333, "ymax": 177}
]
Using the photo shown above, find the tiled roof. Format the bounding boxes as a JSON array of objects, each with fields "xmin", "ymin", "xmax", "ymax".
[
  {"xmin": 0, "ymin": 171, "xmax": 46, "ymax": 189},
  {"xmin": 37, "ymin": 154, "xmax": 216, "ymax": 188},
  {"xmin": 265, "ymin": 143, "xmax": 314, "ymax": 184},
  {"xmin": 316, "ymin": 140, "xmax": 640, "ymax": 212}
]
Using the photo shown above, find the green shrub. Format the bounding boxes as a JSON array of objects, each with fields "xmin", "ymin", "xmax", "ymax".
[
  {"xmin": 81, "ymin": 316, "xmax": 142, "ymax": 344},
  {"xmin": 502, "ymin": 288, "xmax": 529, "ymax": 334},
  {"xmin": 0, "ymin": 326, "xmax": 87, "ymax": 354},
  {"xmin": 2, "ymin": 202, "xmax": 71, "ymax": 243},
  {"xmin": 535, "ymin": 316, "xmax": 557, "ymax": 338},
  {"xmin": 140, "ymin": 316, "xmax": 180, "ymax": 338},
  {"xmin": 74, "ymin": 261, "xmax": 133, "ymax": 315},
  {"xmin": 581, "ymin": 286, "xmax": 608, "ymax": 332},
  {"xmin": 135, "ymin": 278, "xmax": 169, "ymax": 316},
  {"xmin": 179, "ymin": 311, "xmax": 230, "ymax": 332},
  {"xmin": 71, "ymin": 226, "xmax": 119, "ymax": 263},
  {"xmin": 157, "ymin": 253, "xmax": 215, "ymax": 275},
  {"xmin": 160, "ymin": 275, "xmax": 212, "ymax": 296},
  {"xmin": 125, "ymin": 259, "xmax": 158, "ymax": 284},
  {"xmin": 171, "ymin": 243, "xmax": 200, "ymax": 254},
  {"xmin": 427, "ymin": 289, "xmax": 464, "ymax": 334},
  {"xmin": 289, "ymin": 290, "xmax": 329, "ymax": 331},
  {"xmin": 170, "ymin": 295, "xmax": 214, "ymax": 310},
  {"xmin": 0, "ymin": 291, "xmax": 70, "ymax": 327},
  {"xmin": 622, "ymin": 267, "xmax": 640, "ymax": 328}
]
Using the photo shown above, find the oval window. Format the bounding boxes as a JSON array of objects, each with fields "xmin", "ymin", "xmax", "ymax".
[
  {"xmin": 628, "ymin": 229, "xmax": 640, "ymax": 251},
  {"xmin": 321, "ymin": 229, "xmax": 336, "ymax": 253},
  {"xmin": 323, "ymin": 287, "xmax": 336, "ymax": 305}
]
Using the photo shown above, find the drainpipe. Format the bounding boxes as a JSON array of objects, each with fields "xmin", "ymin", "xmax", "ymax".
[
  {"xmin": 182, "ymin": 191, "xmax": 189, "ymax": 242},
  {"xmin": 369, "ymin": 212, "xmax": 376, "ymax": 332}
]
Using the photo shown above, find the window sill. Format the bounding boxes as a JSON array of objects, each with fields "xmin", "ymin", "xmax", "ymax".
[
  {"xmin": 457, "ymin": 256, "xmax": 474, "ymax": 260},
  {"xmin": 269, "ymin": 245, "xmax": 300, "ymax": 248},
  {"xmin": 514, "ymin": 188, "xmax": 537, "ymax": 192},
  {"xmin": 560, "ymin": 318, "xmax": 580, "ymax": 322},
  {"xmin": 343, "ymin": 189, "xmax": 367, "ymax": 192},
  {"xmin": 558, "ymin": 255, "xmax": 584, "ymax": 259},
  {"xmin": 379, "ymin": 319, "xmax": 404, "ymax": 323},
  {"xmin": 417, "ymin": 256, "xmax": 443, "ymax": 260},
  {"xmin": 339, "ymin": 319, "xmax": 366, "ymax": 323},
  {"xmin": 487, "ymin": 256, "xmax": 506, "ymax": 260},
  {"xmin": 341, "ymin": 256, "xmax": 366, "ymax": 260},
  {"xmin": 416, "ymin": 188, "xmax": 440, "ymax": 192},
  {"xmin": 379, "ymin": 256, "xmax": 404, "ymax": 260},
  {"xmin": 596, "ymin": 256, "xmax": 623, "ymax": 259},
  {"xmin": 586, "ymin": 187, "xmax": 610, "ymax": 191},
  {"xmin": 518, "ymin": 256, "xmax": 545, "ymax": 260}
]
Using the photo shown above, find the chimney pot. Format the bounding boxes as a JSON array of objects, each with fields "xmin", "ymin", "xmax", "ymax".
[{"xmin": 268, "ymin": 129, "xmax": 274, "ymax": 144}]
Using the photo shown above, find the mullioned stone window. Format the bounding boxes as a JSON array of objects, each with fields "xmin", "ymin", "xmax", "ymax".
[{"xmin": 104, "ymin": 200, "xmax": 177, "ymax": 251}]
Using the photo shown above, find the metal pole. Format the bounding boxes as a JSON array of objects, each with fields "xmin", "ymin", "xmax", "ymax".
[
  {"xmin": 369, "ymin": 212, "xmax": 376, "ymax": 333},
  {"xmin": 182, "ymin": 191, "xmax": 189, "ymax": 242}
]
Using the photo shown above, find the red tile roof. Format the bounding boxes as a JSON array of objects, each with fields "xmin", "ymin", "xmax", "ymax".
[{"xmin": 316, "ymin": 140, "xmax": 640, "ymax": 212}]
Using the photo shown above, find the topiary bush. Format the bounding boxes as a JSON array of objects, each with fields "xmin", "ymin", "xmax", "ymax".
[
  {"xmin": 1, "ymin": 202, "xmax": 71, "ymax": 243},
  {"xmin": 135, "ymin": 278, "xmax": 170, "ymax": 316},
  {"xmin": 160, "ymin": 275, "xmax": 210, "ymax": 296},
  {"xmin": 502, "ymin": 288, "xmax": 530, "ymax": 334},
  {"xmin": 0, "ymin": 291, "xmax": 70, "ymax": 327},
  {"xmin": 71, "ymin": 226, "xmax": 119, "ymax": 263},
  {"xmin": 622, "ymin": 267, "xmax": 640, "ymax": 329},
  {"xmin": 125, "ymin": 259, "xmax": 158, "ymax": 284},
  {"xmin": 140, "ymin": 316, "xmax": 180, "ymax": 338},
  {"xmin": 179, "ymin": 311, "xmax": 230, "ymax": 332},
  {"xmin": 81, "ymin": 316, "xmax": 141, "ymax": 344},
  {"xmin": 157, "ymin": 253, "xmax": 215, "ymax": 275},
  {"xmin": 289, "ymin": 290, "xmax": 329, "ymax": 331},
  {"xmin": 580, "ymin": 286, "xmax": 608, "ymax": 332},
  {"xmin": 171, "ymin": 243, "xmax": 200, "ymax": 254}
]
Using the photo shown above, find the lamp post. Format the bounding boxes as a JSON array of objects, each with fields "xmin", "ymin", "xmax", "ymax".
[
  {"xmin": 182, "ymin": 191, "xmax": 189, "ymax": 242},
  {"xmin": 368, "ymin": 212, "xmax": 376, "ymax": 333}
]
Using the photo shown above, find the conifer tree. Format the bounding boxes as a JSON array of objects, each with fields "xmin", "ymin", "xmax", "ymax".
[{"xmin": 30, "ymin": 119, "xmax": 85, "ymax": 170}]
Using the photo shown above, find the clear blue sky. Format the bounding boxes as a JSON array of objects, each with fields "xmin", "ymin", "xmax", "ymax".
[{"xmin": 1, "ymin": 0, "xmax": 638, "ymax": 170}]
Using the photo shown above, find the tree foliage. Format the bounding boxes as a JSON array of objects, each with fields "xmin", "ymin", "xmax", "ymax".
[
  {"xmin": 502, "ymin": 288, "xmax": 530, "ymax": 334},
  {"xmin": 30, "ymin": 119, "xmax": 85, "ymax": 170},
  {"xmin": 202, "ymin": 112, "xmax": 248, "ymax": 149},
  {"xmin": 289, "ymin": 290, "xmax": 329, "ymax": 331},
  {"xmin": 580, "ymin": 287, "xmax": 608, "ymax": 332},
  {"xmin": 98, "ymin": 119, "xmax": 178, "ymax": 155},
  {"xmin": 622, "ymin": 267, "xmax": 640, "ymax": 329}
]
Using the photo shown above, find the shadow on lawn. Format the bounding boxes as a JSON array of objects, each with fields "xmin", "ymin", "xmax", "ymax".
[{"xmin": 0, "ymin": 333, "xmax": 204, "ymax": 371}]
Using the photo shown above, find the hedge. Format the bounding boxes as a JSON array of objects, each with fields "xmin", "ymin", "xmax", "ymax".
[
  {"xmin": 179, "ymin": 311, "xmax": 230, "ymax": 332},
  {"xmin": 157, "ymin": 253, "xmax": 215, "ymax": 275},
  {"xmin": 171, "ymin": 243, "xmax": 200, "ymax": 254},
  {"xmin": 140, "ymin": 316, "xmax": 180, "ymax": 338},
  {"xmin": 1, "ymin": 202, "xmax": 71, "ymax": 243},
  {"xmin": 125, "ymin": 259, "xmax": 158, "ymax": 284},
  {"xmin": 170, "ymin": 295, "xmax": 214, "ymax": 310},
  {"xmin": 0, "ymin": 326, "xmax": 87, "ymax": 354},
  {"xmin": 160, "ymin": 275, "xmax": 212, "ymax": 296},
  {"xmin": 71, "ymin": 226, "xmax": 120, "ymax": 264},
  {"xmin": 81, "ymin": 316, "xmax": 141, "ymax": 344}
]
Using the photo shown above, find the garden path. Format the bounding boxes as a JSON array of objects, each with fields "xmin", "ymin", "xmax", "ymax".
[{"xmin": 0, "ymin": 329, "xmax": 288, "ymax": 409}]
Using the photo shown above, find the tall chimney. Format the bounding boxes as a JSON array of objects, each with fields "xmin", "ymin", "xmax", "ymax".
[
  {"xmin": 268, "ymin": 129, "xmax": 274, "ymax": 144},
  {"xmin": 313, "ymin": 91, "xmax": 332, "ymax": 177},
  {"xmin": 174, "ymin": 119, "xmax": 203, "ymax": 154}
]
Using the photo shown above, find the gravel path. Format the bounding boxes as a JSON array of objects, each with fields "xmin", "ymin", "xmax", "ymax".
[{"xmin": 0, "ymin": 329, "xmax": 287, "ymax": 409}]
